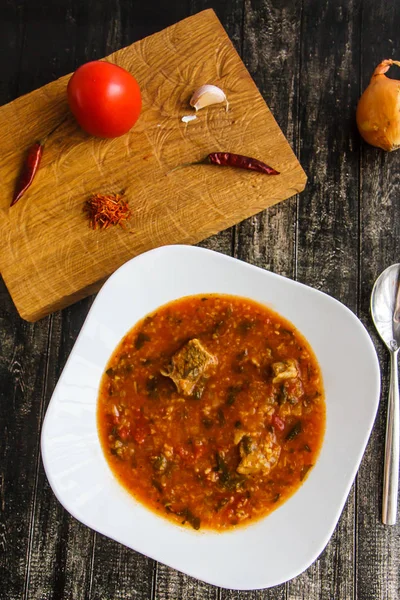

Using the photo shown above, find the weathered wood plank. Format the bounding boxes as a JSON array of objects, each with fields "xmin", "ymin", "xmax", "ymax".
[
  {"xmin": 154, "ymin": 571, "xmax": 219, "ymax": 600},
  {"xmin": 90, "ymin": 534, "xmax": 154, "ymax": 600},
  {"xmin": 151, "ymin": 1, "xmax": 240, "ymax": 598},
  {"xmin": 234, "ymin": 0, "xmax": 301, "ymax": 280},
  {"xmin": 225, "ymin": 1, "xmax": 302, "ymax": 596},
  {"xmin": 285, "ymin": 1, "xmax": 361, "ymax": 599},
  {"xmin": 0, "ymin": 1, "xmax": 25, "ymax": 103},
  {"xmin": 0, "ymin": 312, "xmax": 52, "ymax": 600},
  {"xmin": 220, "ymin": 2, "xmax": 301, "ymax": 597},
  {"xmin": 0, "ymin": 3, "xmax": 54, "ymax": 600},
  {"xmin": 356, "ymin": 1, "xmax": 400, "ymax": 598}
]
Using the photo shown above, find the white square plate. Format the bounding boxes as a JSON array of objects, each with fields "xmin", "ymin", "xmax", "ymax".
[{"xmin": 41, "ymin": 245, "xmax": 380, "ymax": 590}]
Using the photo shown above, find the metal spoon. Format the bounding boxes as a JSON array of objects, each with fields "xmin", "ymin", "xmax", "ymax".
[{"xmin": 371, "ymin": 263, "xmax": 400, "ymax": 524}]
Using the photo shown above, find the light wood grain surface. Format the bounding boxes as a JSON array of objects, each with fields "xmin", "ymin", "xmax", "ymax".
[
  {"xmin": 0, "ymin": 9, "xmax": 305, "ymax": 322},
  {"xmin": 0, "ymin": 1, "xmax": 399, "ymax": 599}
]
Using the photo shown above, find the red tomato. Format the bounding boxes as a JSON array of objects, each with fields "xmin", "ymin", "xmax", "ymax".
[
  {"xmin": 272, "ymin": 414, "xmax": 285, "ymax": 431},
  {"xmin": 193, "ymin": 441, "xmax": 206, "ymax": 460},
  {"xmin": 118, "ymin": 426, "xmax": 130, "ymax": 441},
  {"xmin": 67, "ymin": 61, "xmax": 142, "ymax": 138},
  {"xmin": 132, "ymin": 413, "xmax": 149, "ymax": 444},
  {"xmin": 176, "ymin": 445, "xmax": 191, "ymax": 460}
]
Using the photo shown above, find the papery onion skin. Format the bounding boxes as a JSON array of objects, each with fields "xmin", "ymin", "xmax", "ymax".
[{"xmin": 356, "ymin": 59, "xmax": 400, "ymax": 151}]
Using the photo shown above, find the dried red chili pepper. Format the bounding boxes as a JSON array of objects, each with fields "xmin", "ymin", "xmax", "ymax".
[
  {"xmin": 10, "ymin": 117, "xmax": 67, "ymax": 207},
  {"xmin": 171, "ymin": 152, "xmax": 279, "ymax": 175},
  {"xmin": 206, "ymin": 152, "xmax": 279, "ymax": 175},
  {"xmin": 10, "ymin": 142, "xmax": 43, "ymax": 206}
]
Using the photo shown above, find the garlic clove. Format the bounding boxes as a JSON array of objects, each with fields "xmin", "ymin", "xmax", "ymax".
[{"xmin": 189, "ymin": 84, "xmax": 229, "ymax": 111}]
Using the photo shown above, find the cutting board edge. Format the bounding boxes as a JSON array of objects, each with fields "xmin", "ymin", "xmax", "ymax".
[{"xmin": 8, "ymin": 276, "xmax": 108, "ymax": 323}]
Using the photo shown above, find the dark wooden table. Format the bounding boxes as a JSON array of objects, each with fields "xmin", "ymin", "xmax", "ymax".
[{"xmin": 1, "ymin": 1, "xmax": 399, "ymax": 598}]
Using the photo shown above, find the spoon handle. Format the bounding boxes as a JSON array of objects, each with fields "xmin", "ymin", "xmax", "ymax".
[{"xmin": 382, "ymin": 349, "xmax": 399, "ymax": 525}]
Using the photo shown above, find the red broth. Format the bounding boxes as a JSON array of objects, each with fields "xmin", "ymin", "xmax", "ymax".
[{"xmin": 97, "ymin": 294, "xmax": 325, "ymax": 531}]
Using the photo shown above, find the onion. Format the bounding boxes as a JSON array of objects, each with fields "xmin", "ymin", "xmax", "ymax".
[{"xmin": 356, "ymin": 59, "xmax": 400, "ymax": 151}]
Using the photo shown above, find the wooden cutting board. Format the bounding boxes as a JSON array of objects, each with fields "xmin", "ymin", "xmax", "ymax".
[{"xmin": 0, "ymin": 9, "xmax": 306, "ymax": 322}]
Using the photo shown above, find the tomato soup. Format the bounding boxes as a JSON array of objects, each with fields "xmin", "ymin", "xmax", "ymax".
[{"xmin": 97, "ymin": 294, "xmax": 325, "ymax": 531}]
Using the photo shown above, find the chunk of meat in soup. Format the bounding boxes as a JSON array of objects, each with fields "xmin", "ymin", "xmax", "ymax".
[
  {"xmin": 272, "ymin": 358, "xmax": 299, "ymax": 383},
  {"xmin": 161, "ymin": 338, "xmax": 217, "ymax": 396},
  {"xmin": 235, "ymin": 431, "xmax": 281, "ymax": 476}
]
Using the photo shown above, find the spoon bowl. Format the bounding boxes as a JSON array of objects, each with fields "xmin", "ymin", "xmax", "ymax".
[
  {"xmin": 371, "ymin": 263, "xmax": 400, "ymax": 525},
  {"xmin": 371, "ymin": 263, "xmax": 400, "ymax": 352}
]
